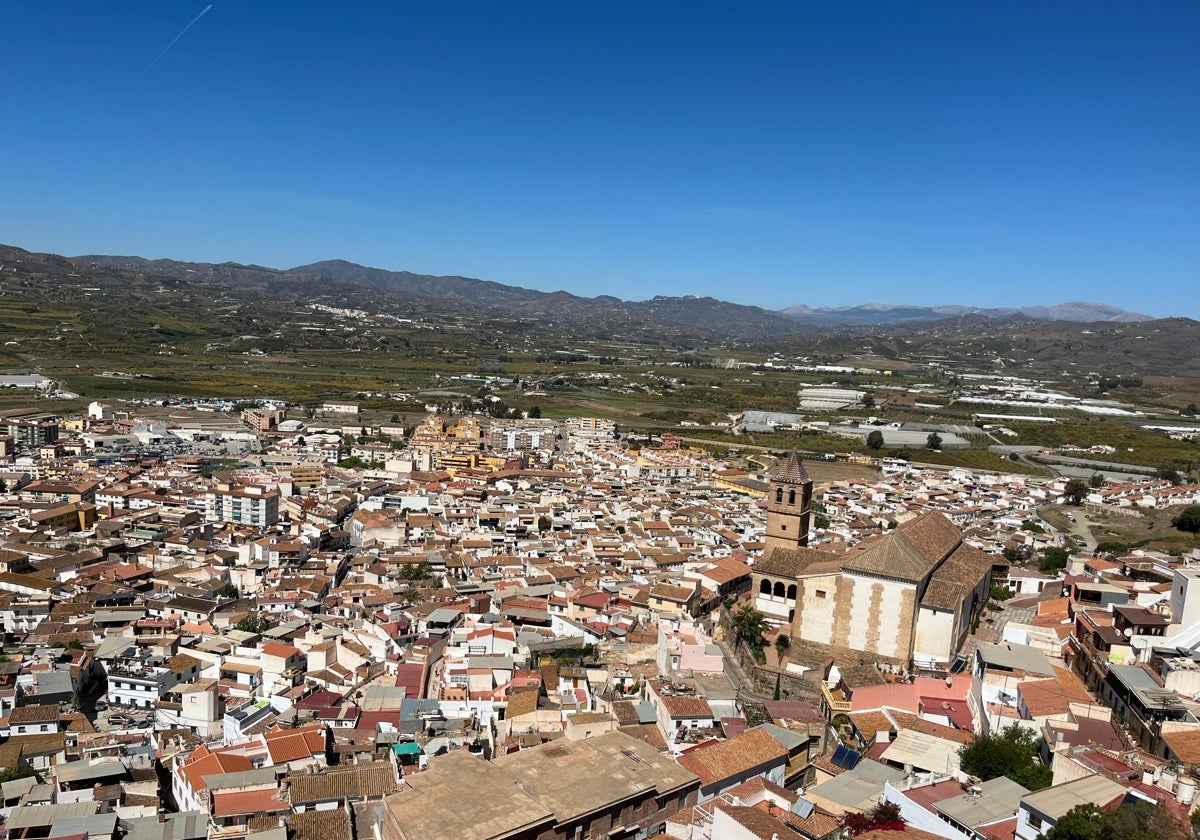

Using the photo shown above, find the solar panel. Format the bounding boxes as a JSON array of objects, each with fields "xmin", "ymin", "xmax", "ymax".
[
  {"xmin": 791, "ymin": 797, "xmax": 815, "ymax": 818},
  {"xmin": 831, "ymin": 744, "xmax": 861, "ymax": 770}
]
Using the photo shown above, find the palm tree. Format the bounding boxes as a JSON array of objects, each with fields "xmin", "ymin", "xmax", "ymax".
[{"xmin": 731, "ymin": 603, "xmax": 767, "ymax": 649}]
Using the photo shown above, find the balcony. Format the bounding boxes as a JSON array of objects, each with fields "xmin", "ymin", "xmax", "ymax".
[{"xmin": 821, "ymin": 680, "xmax": 852, "ymax": 714}]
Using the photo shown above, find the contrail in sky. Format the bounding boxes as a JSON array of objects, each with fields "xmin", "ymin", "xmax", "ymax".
[{"xmin": 136, "ymin": 4, "xmax": 213, "ymax": 80}]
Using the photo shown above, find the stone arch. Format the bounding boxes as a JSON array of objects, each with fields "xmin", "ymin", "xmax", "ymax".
[
  {"xmin": 789, "ymin": 489, "xmax": 796, "ymax": 505},
  {"xmin": 776, "ymin": 488, "xmax": 783, "ymax": 503},
  {"xmin": 773, "ymin": 581, "xmax": 786, "ymax": 598},
  {"xmin": 759, "ymin": 579, "xmax": 772, "ymax": 595},
  {"xmin": 787, "ymin": 584, "xmax": 797, "ymax": 600}
]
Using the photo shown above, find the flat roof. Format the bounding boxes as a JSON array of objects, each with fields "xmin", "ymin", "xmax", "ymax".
[
  {"xmin": 807, "ymin": 760, "xmax": 907, "ymax": 811},
  {"xmin": 935, "ymin": 776, "xmax": 1030, "ymax": 827},
  {"xmin": 385, "ymin": 750, "xmax": 554, "ymax": 840},
  {"xmin": 975, "ymin": 642, "xmax": 1056, "ymax": 676},
  {"xmin": 1021, "ymin": 774, "xmax": 1128, "ymax": 820},
  {"xmin": 496, "ymin": 731, "xmax": 697, "ymax": 821},
  {"xmin": 880, "ymin": 730, "xmax": 962, "ymax": 775},
  {"xmin": 3, "ymin": 802, "xmax": 97, "ymax": 829}
]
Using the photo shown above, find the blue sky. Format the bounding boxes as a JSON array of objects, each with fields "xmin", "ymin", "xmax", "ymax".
[{"xmin": 1, "ymin": 2, "xmax": 1196, "ymax": 316}]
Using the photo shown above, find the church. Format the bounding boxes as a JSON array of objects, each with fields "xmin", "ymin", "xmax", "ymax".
[{"xmin": 752, "ymin": 453, "xmax": 993, "ymax": 668}]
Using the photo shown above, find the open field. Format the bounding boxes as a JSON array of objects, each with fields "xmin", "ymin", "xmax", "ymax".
[
  {"xmin": 1043, "ymin": 504, "xmax": 1200, "ymax": 552},
  {"xmin": 1007, "ymin": 419, "xmax": 1200, "ymax": 471}
]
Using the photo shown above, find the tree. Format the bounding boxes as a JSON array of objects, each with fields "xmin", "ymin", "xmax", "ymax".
[
  {"xmin": 1040, "ymin": 546, "xmax": 1071, "ymax": 574},
  {"xmin": 1064, "ymin": 478, "xmax": 1089, "ymax": 505},
  {"xmin": 862, "ymin": 394, "xmax": 876, "ymax": 409},
  {"xmin": 730, "ymin": 603, "xmax": 767, "ymax": 649},
  {"xmin": 1003, "ymin": 545, "xmax": 1030, "ymax": 564},
  {"xmin": 866, "ymin": 430, "xmax": 885, "ymax": 450},
  {"xmin": 1158, "ymin": 466, "xmax": 1182, "ymax": 485},
  {"xmin": 0, "ymin": 767, "xmax": 40, "ymax": 785},
  {"xmin": 529, "ymin": 406, "xmax": 542, "ymax": 419},
  {"xmin": 390, "ymin": 414, "xmax": 400, "ymax": 423},
  {"xmin": 1046, "ymin": 801, "xmax": 1189, "ymax": 840},
  {"xmin": 958, "ymin": 726, "xmax": 1052, "ymax": 790},
  {"xmin": 1184, "ymin": 403, "xmax": 1198, "ymax": 417},
  {"xmin": 234, "ymin": 615, "xmax": 269, "ymax": 634},
  {"xmin": 1173, "ymin": 505, "xmax": 1200, "ymax": 534},
  {"xmin": 775, "ymin": 634, "xmax": 791, "ymax": 655},
  {"xmin": 216, "ymin": 583, "xmax": 240, "ymax": 599},
  {"xmin": 537, "ymin": 515, "xmax": 552, "ymax": 532},
  {"xmin": 1089, "ymin": 472, "xmax": 1105, "ymax": 489},
  {"xmin": 1044, "ymin": 803, "xmax": 1103, "ymax": 840},
  {"xmin": 843, "ymin": 801, "xmax": 906, "ymax": 836},
  {"xmin": 926, "ymin": 432, "xmax": 942, "ymax": 450}
]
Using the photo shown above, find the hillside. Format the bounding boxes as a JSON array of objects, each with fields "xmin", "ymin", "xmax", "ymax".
[{"xmin": 777, "ymin": 301, "xmax": 1152, "ymax": 325}]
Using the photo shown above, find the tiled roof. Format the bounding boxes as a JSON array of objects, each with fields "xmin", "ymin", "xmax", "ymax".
[
  {"xmin": 843, "ymin": 511, "xmax": 961, "ymax": 583},
  {"xmin": 773, "ymin": 453, "xmax": 812, "ymax": 485},
  {"xmin": 9, "ymin": 704, "xmax": 59, "ymax": 725},
  {"xmin": 676, "ymin": 728, "xmax": 788, "ymax": 787},
  {"xmin": 287, "ymin": 761, "xmax": 398, "ymax": 804},
  {"xmin": 757, "ymin": 547, "xmax": 844, "ymax": 579},
  {"xmin": 1019, "ymin": 667, "xmax": 1092, "ymax": 718},
  {"xmin": 263, "ymin": 725, "xmax": 325, "ymax": 764},
  {"xmin": 660, "ymin": 694, "xmax": 714, "ymax": 719},
  {"xmin": 211, "ymin": 788, "xmax": 288, "ymax": 817},
  {"xmin": 288, "ymin": 808, "xmax": 353, "ymax": 840}
]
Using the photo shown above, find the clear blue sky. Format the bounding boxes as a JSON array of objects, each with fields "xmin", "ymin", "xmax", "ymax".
[{"xmin": 1, "ymin": 2, "xmax": 1196, "ymax": 316}]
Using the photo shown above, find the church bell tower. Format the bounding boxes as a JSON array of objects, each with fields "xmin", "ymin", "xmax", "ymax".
[{"xmin": 764, "ymin": 451, "xmax": 813, "ymax": 556}]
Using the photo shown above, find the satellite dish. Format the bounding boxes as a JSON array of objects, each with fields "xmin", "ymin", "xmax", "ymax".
[{"xmin": 1123, "ymin": 628, "xmax": 1133, "ymax": 638}]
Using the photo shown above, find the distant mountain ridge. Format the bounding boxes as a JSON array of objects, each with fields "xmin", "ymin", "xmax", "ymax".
[
  {"xmin": 777, "ymin": 301, "xmax": 1151, "ymax": 325},
  {"xmin": 76, "ymin": 251, "xmax": 1155, "ymax": 331}
]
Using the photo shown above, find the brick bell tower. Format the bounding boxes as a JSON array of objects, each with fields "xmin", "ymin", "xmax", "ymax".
[{"xmin": 764, "ymin": 451, "xmax": 813, "ymax": 556}]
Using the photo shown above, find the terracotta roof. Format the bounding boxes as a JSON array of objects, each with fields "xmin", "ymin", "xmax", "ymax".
[
  {"xmin": 757, "ymin": 547, "xmax": 845, "ymax": 578},
  {"xmin": 212, "ymin": 787, "xmax": 288, "ymax": 817},
  {"xmin": 505, "ymin": 688, "xmax": 540, "ymax": 719},
  {"xmin": 716, "ymin": 805, "xmax": 790, "ymax": 840},
  {"xmin": 8, "ymin": 704, "xmax": 59, "ymax": 725},
  {"xmin": 676, "ymin": 728, "xmax": 788, "ymax": 787},
  {"xmin": 179, "ymin": 748, "xmax": 253, "ymax": 793},
  {"xmin": 1019, "ymin": 667, "xmax": 1092, "ymax": 718},
  {"xmin": 619, "ymin": 723, "xmax": 668, "ymax": 750},
  {"xmin": 287, "ymin": 761, "xmax": 399, "ymax": 804},
  {"xmin": 261, "ymin": 641, "xmax": 300, "ymax": 659},
  {"xmin": 1161, "ymin": 729, "xmax": 1200, "ymax": 765},
  {"xmin": 264, "ymin": 725, "xmax": 326, "ymax": 764},
  {"xmin": 774, "ymin": 453, "xmax": 812, "ymax": 485},
  {"xmin": 660, "ymin": 694, "xmax": 714, "ymax": 720},
  {"xmin": 288, "ymin": 808, "xmax": 353, "ymax": 840},
  {"xmin": 843, "ymin": 511, "xmax": 961, "ymax": 583}
]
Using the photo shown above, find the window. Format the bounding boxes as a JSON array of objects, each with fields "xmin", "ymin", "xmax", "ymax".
[
  {"xmin": 816, "ymin": 590, "xmax": 827, "ymax": 598},
  {"xmin": 1027, "ymin": 813, "xmax": 1043, "ymax": 830},
  {"xmin": 776, "ymin": 488, "xmax": 783, "ymax": 503},
  {"xmin": 789, "ymin": 489, "xmax": 796, "ymax": 505}
]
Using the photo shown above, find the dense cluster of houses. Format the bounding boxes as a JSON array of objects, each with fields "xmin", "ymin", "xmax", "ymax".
[{"xmin": 1, "ymin": 402, "xmax": 1200, "ymax": 840}]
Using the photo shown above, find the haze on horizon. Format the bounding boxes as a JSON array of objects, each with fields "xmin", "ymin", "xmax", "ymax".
[{"xmin": 1, "ymin": 2, "xmax": 1196, "ymax": 318}]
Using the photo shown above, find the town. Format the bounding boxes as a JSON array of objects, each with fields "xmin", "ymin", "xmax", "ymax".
[{"xmin": 1, "ymin": 391, "xmax": 1200, "ymax": 840}]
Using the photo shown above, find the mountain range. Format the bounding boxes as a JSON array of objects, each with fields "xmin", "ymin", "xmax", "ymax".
[
  {"xmin": 78, "ymin": 251, "xmax": 1152, "ymax": 332},
  {"xmin": 777, "ymin": 301, "xmax": 1151, "ymax": 325}
]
